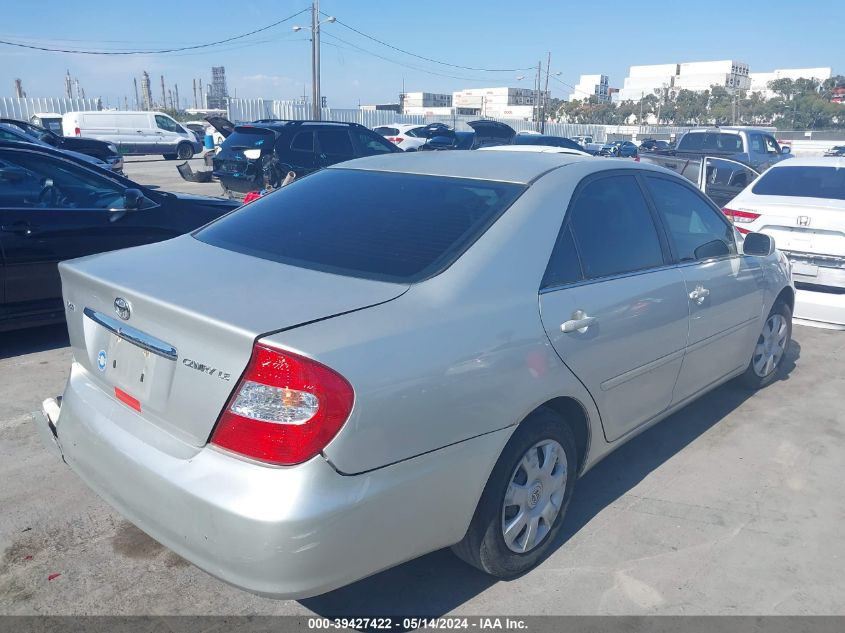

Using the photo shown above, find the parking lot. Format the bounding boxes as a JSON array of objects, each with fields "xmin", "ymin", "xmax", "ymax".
[
  {"xmin": 121, "ymin": 155, "xmax": 225, "ymax": 198},
  {"xmin": 1, "ymin": 321, "xmax": 843, "ymax": 615}
]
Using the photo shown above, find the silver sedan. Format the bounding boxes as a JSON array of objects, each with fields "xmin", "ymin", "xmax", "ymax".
[{"xmin": 39, "ymin": 151, "xmax": 794, "ymax": 598}]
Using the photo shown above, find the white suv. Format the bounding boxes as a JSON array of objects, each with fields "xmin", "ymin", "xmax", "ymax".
[{"xmin": 373, "ymin": 123, "xmax": 440, "ymax": 151}]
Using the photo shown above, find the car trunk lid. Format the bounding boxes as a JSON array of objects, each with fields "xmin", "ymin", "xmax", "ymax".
[
  {"xmin": 59, "ymin": 235, "xmax": 408, "ymax": 447},
  {"xmin": 736, "ymin": 196, "xmax": 845, "ymax": 259}
]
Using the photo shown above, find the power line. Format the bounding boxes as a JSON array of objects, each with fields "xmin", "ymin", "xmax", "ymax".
[
  {"xmin": 321, "ymin": 32, "xmax": 516, "ymax": 83},
  {"xmin": 0, "ymin": 8, "xmax": 309, "ymax": 55},
  {"xmin": 325, "ymin": 14, "xmax": 533, "ymax": 73}
]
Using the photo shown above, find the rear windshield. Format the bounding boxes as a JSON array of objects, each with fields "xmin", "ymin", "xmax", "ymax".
[
  {"xmin": 373, "ymin": 127, "xmax": 399, "ymax": 136},
  {"xmin": 224, "ymin": 127, "xmax": 275, "ymax": 149},
  {"xmin": 195, "ymin": 169, "xmax": 526, "ymax": 283},
  {"xmin": 752, "ymin": 165, "xmax": 845, "ymax": 201},
  {"xmin": 679, "ymin": 132, "xmax": 742, "ymax": 152}
]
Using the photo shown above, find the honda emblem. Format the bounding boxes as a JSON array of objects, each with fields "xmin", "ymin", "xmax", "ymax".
[{"xmin": 797, "ymin": 216, "xmax": 811, "ymax": 227}]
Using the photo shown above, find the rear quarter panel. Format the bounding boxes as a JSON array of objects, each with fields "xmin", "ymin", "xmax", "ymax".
[{"xmin": 262, "ymin": 162, "xmax": 608, "ymax": 475}]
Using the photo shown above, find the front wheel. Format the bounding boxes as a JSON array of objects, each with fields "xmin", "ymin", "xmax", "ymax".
[
  {"xmin": 451, "ymin": 408, "xmax": 577, "ymax": 578},
  {"xmin": 740, "ymin": 301, "xmax": 792, "ymax": 389},
  {"xmin": 176, "ymin": 143, "xmax": 194, "ymax": 160}
]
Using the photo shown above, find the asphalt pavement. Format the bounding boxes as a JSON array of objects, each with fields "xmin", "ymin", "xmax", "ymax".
[{"xmin": 1, "ymin": 323, "xmax": 843, "ymax": 615}]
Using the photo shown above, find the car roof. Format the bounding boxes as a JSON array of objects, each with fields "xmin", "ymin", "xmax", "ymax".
[
  {"xmin": 479, "ymin": 145, "xmax": 590, "ymax": 156},
  {"xmin": 766, "ymin": 156, "xmax": 845, "ymax": 168},
  {"xmin": 331, "ymin": 150, "xmax": 597, "ymax": 184}
]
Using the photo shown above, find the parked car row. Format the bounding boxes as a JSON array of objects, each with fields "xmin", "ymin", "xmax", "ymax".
[{"xmin": 0, "ymin": 118, "xmax": 124, "ymax": 172}]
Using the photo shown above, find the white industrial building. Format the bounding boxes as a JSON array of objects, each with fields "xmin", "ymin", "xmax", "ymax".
[
  {"xmin": 614, "ymin": 60, "xmax": 750, "ymax": 102},
  {"xmin": 749, "ymin": 67, "xmax": 832, "ymax": 99},
  {"xmin": 568, "ymin": 74, "xmax": 610, "ymax": 103},
  {"xmin": 452, "ymin": 87, "xmax": 549, "ymax": 119},
  {"xmin": 400, "ymin": 91, "xmax": 452, "ymax": 115}
]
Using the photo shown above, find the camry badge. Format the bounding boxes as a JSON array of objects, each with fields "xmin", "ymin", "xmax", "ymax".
[{"xmin": 114, "ymin": 297, "xmax": 131, "ymax": 320}]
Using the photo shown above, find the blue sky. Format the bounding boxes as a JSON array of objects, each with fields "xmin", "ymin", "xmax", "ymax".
[{"xmin": 0, "ymin": 0, "xmax": 841, "ymax": 108}]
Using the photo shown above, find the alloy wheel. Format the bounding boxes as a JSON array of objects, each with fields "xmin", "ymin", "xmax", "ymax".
[
  {"xmin": 753, "ymin": 313, "xmax": 789, "ymax": 377},
  {"xmin": 501, "ymin": 439, "xmax": 567, "ymax": 554}
]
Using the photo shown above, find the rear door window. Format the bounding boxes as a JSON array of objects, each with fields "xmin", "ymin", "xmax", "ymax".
[
  {"xmin": 316, "ymin": 129, "xmax": 355, "ymax": 161},
  {"xmin": 195, "ymin": 169, "xmax": 526, "ymax": 283},
  {"xmin": 289, "ymin": 131, "xmax": 315, "ymax": 153},
  {"xmin": 567, "ymin": 175, "xmax": 665, "ymax": 279}
]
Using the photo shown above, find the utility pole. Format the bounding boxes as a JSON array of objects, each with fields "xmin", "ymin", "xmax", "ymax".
[
  {"xmin": 293, "ymin": 2, "xmax": 335, "ymax": 120},
  {"xmin": 175, "ymin": 84, "xmax": 180, "ymax": 111},
  {"xmin": 160, "ymin": 75, "xmax": 166, "ymax": 109},
  {"xmin": 133, "ymin": 78, "xmax": 140, "ymax": 110},
  {"xmin": 312, "ymin": 0, "xmax": 320, "ymax": 119},
  {"xmin": 541, "ymin": 52, "xmax": 551, "ymax": 133},
  {"xmin": 534, "ymin": 60, "xmax": 541, "ymax": 131},
  {"xmin": 192, "ymin": 78, "xmax": 197, "ymax": 108}
]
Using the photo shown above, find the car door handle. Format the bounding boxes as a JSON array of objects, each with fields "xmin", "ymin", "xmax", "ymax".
[
  {"xmin": 689, "ymin": 286, "xmax": 710, "ymax": 305},
  {"xmin": 561, "ymin": 310, "xmax": 597, "ymax": 334}
]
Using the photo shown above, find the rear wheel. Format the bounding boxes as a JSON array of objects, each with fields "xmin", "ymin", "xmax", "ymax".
[
  {"xmin": 740, "ymin": 301, "xmax": 792, "ymax": 389},
  {"xmin": 451, "ymin": 408, "xmax": 577, "ymax": 577}
]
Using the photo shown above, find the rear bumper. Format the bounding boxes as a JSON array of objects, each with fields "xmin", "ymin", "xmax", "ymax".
[
  {"xmin": 794, "ymin": 287, "xmax": 845, "ymax": 330},
  {"xmin": 39, "ymin": 362, "xmax": 508, "ymax": 598}
]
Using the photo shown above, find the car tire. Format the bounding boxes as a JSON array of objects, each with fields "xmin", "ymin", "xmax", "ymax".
[
  {"xmin": 176, "ymin": 143, "xmax": 193, "ymax": 160},
  {"xmin": 451, "ymin": 408, "xmax": 577, "ymax": 578},
  {"xmin": 739, "ymin": 301, "xmax": 792, "ymax": 390}
]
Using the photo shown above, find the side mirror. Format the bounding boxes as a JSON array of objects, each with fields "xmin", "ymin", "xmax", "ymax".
[
  {"xmin": 123, "ymin": 188, "xmax": 144, "ymax": 210},
  {"xmin": 780, "ymin": 146, "xmax": 791, "ymax": 155},
  {"xmin": 743, "ymin": 232, "xmax": 775, "ymax": 257}
]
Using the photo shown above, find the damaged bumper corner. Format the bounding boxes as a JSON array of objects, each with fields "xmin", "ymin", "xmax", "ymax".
[{"xmin": 35, "ymin": 397, "xmax": 64, "ymax": 460}]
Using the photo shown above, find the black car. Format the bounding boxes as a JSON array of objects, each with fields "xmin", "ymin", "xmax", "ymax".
[
  {"xmin": 638, "ymin": 138, "xmax": 673, "ymax": 153},
  {"xmin": 0, "ymin": 141, "xmax": 239, "ymax": 331},
  {"xmin": 209, "ymin": 119, "xmax": 400, "ymax": 197},
  {"xmin": 1, "ymin": 118, "xmax": 124, "ymax": 173},
  {"xmin": 512, "ymin": 134, "xmax": 585, "ymax": 152}
]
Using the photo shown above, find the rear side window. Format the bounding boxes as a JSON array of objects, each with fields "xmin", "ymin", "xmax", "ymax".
[
  {"xmin": 752, "ymin": 166, "xmax": 845, "ymax": 201},
  {"xmin": 542, "ymin": 224, "xmax": 582, "ymax": 289},
  {"xmin": 646, "ymin": 177, "xmax": 736, "ymax": 261},
  {"xmin": 195, "ymin": 170, "xmax": 526, "ymax": 283},
  {"xmin": 567, "ymin": 175, "xmax": 664, "ymax": 279}
]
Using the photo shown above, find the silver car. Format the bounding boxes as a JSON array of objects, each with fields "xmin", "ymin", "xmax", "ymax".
[{"xmin": 38, "ymin": 152, "xmax": 794, "ymax": 598}]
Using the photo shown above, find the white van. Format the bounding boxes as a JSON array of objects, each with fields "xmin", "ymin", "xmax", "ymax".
[{"xmin": 62, "ymin": 110, "xmax": 201, "ymax": 159}]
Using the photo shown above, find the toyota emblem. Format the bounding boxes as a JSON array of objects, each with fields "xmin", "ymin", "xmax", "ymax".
[{"xmin": 114, "ymin": 297, "xmax": 131, "ymax": 321}]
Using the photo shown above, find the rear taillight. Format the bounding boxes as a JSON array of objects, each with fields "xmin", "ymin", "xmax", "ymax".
[
  {"xmin": 386, "ymin": 136, "xmax": 403, "ymax": 144},
  {"xmin": 723, "ymin": 207, "xmax": 760, "ymax": 235},
  {"xmin": 74, "ymin": 127, "xmax": 81, "ymax": 137},
  {"xmin": 210, "ymin": 344, "xmax": 354, "ymax": 466}
]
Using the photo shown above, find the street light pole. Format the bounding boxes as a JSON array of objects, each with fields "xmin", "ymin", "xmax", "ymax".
[{"xmin": 312, "ymin": 0, "xmax": 320, "ymax": 120}]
